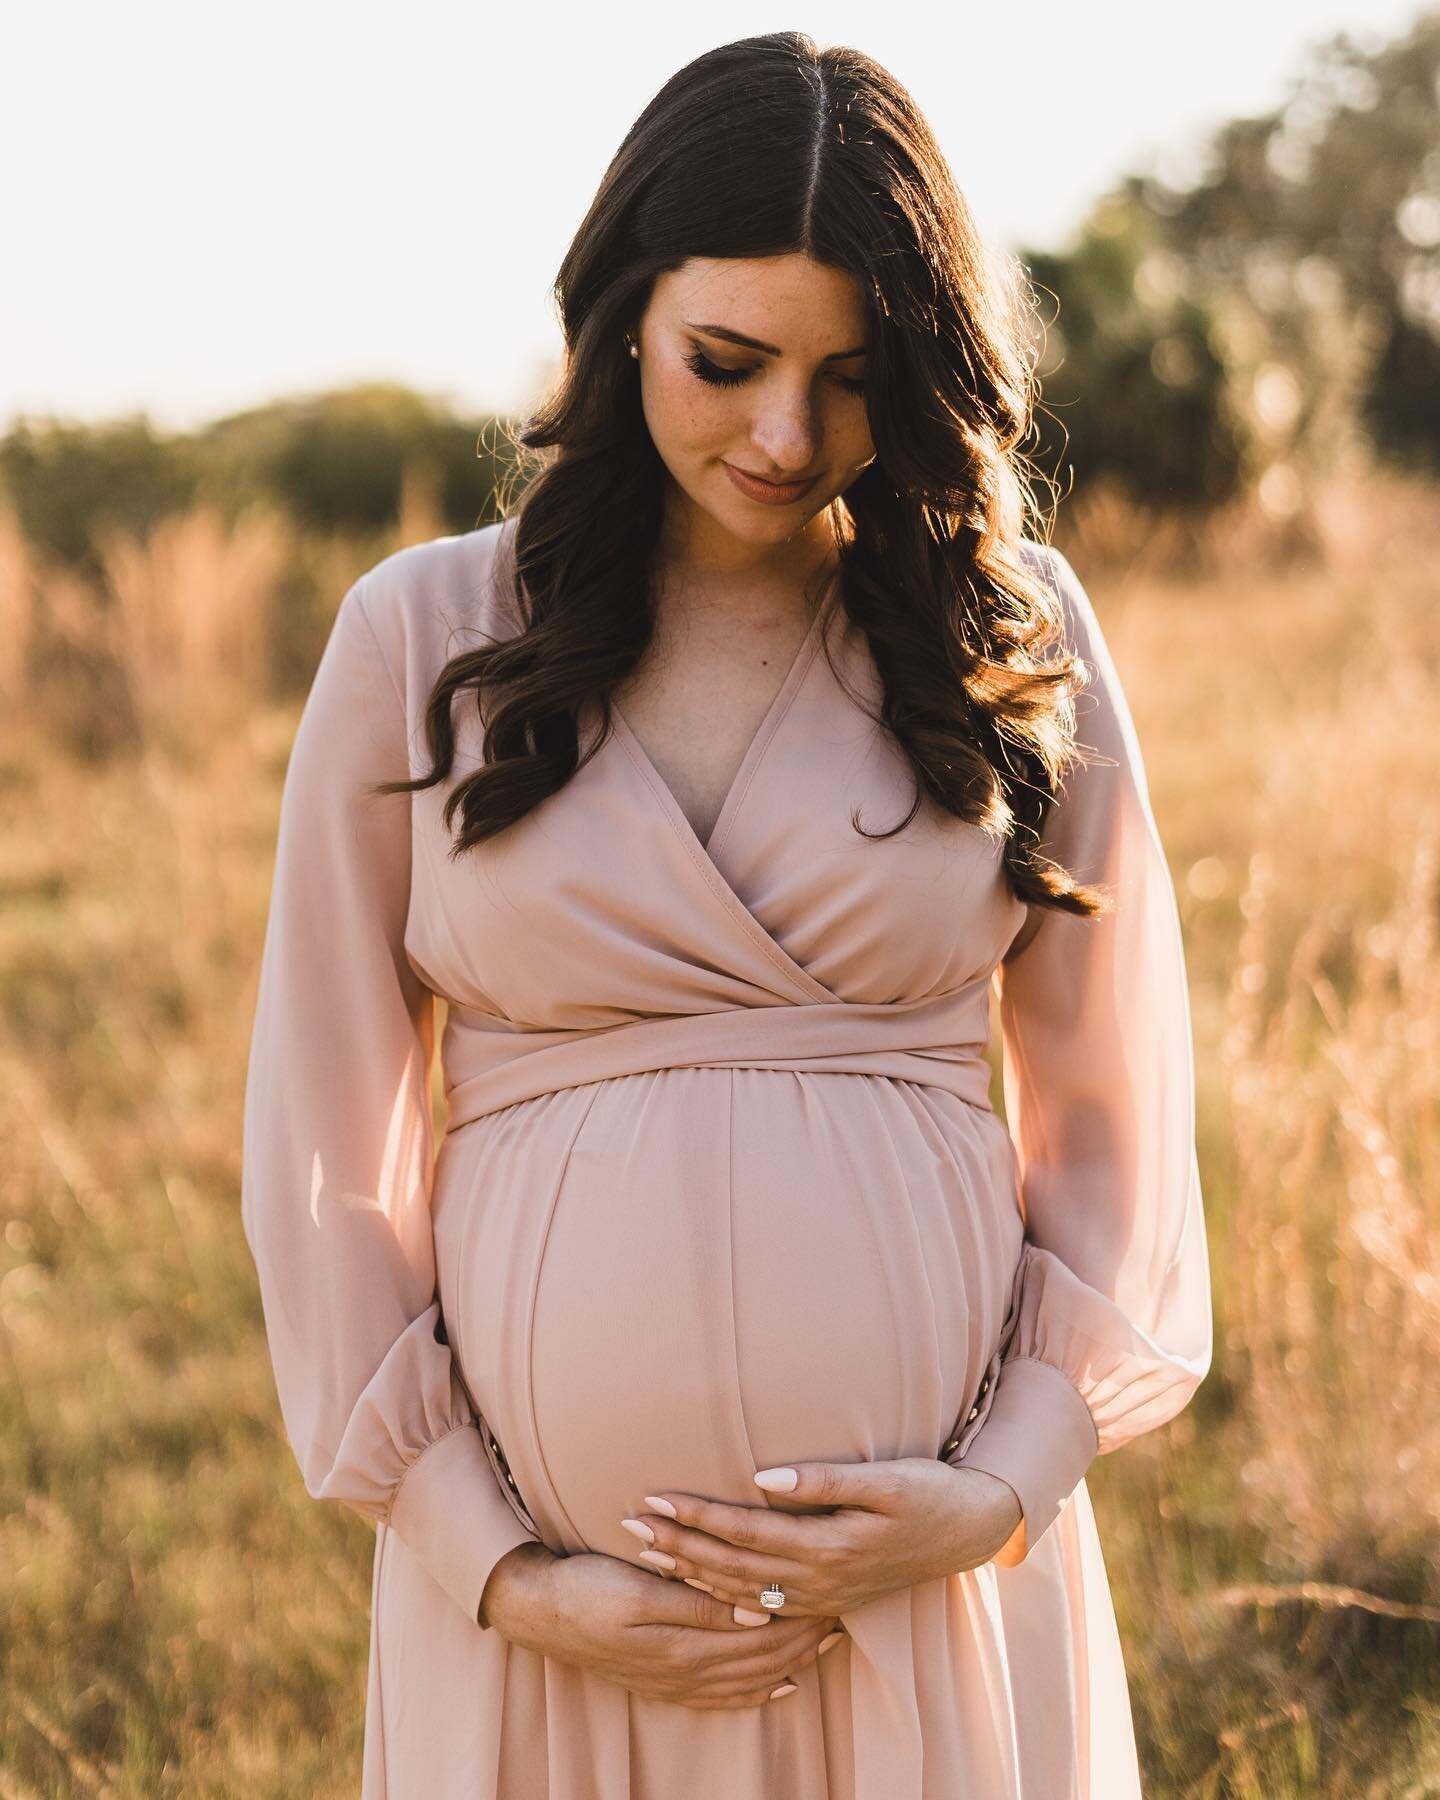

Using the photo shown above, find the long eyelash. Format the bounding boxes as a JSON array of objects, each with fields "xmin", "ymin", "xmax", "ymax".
[
  {"xmin": 684, "ymin": 348, "xmax": 751, "ymax": 388},
  {"xmin": 683, "ymin": 347, "xmax": 867, "ymax": 397}
]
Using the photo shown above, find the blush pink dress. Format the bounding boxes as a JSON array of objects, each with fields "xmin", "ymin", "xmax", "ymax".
[{"xmin": 241, "ymin": 517, "xmax": 1212, "ymax": 1799}]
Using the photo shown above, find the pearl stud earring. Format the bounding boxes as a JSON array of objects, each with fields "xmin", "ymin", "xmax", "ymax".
[{"xmin": 627, "ymin": 337, "xmax": 639, "ymax": 358}]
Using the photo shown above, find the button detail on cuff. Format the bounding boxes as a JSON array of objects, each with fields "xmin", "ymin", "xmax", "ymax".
[
  {"xmin": 953, "ymin": 1358, "xmax": 1098, "ymax": 1560},
  {"xmin": 940, "ymin": 1370, "xmax": 992, "ymax": 1456}
]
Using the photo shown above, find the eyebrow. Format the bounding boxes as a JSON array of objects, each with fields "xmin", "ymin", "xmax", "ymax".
[{"xmin": 683, "ymin": 321, "xmax": 869, "ymax": 361}]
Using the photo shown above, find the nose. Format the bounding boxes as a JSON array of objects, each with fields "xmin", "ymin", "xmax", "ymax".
[{"xmin": 746, "ymin": 384, "xmax": 822, "ymax": 479}]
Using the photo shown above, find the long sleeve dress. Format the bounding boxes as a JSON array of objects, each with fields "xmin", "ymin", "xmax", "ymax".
[{"xmin": 240, "ymin": 516, "xmax": 1212, "ymax": 1800}]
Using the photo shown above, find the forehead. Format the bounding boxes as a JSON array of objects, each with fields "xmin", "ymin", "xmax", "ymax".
[{"xmin": 650, "ymin": 255, "xmax": 870, "ymax": 348}]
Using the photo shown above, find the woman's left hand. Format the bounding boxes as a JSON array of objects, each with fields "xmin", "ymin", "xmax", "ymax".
[{"xmin": 622, "ymin": 1458, "xmax": 1024, "ymax": 1619}]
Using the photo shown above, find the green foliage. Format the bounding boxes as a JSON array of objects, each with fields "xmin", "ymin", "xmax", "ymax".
[
  {"xmin": 0, "ymin": 384, "xmax": 525, "ymax": 579},
  {"xmin": 1019, "ymin": 11, "xmax": 1440, "ymax": 506},
  {"xmin": 0, "ymin": 415, "xmax": 199, "ymax": 580},
  {"xmin": 1023, "ymin": 213, "xmax": 1240, "ymax": 508},
  {"xmin": 191, "ymin": 380, "xmax": 519, "ymax": 533}
]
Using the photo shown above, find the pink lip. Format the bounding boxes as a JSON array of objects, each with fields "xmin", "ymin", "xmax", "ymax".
[{"xmin": 722, "ymin": 461, "xmax": 819, "ymax": 505}]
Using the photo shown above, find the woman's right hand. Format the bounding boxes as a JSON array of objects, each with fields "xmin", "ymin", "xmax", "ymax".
[{"xmin": 480, "ymin": 1542, "xmax": 844, "ymax": 1710}]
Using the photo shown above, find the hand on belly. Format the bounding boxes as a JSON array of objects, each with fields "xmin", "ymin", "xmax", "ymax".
[
  {"xmin": 482, "ymin": 1536, "xmax": 845, "ymax": 1710},
  {"xmin": 617, "ymin": 1454, "xmax": 1024, "ymax": 1617}
]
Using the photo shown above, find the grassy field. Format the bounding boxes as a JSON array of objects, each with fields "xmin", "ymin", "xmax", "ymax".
[{"xmin": 1, "ymin": 474, "xmax": 1437, "ymax": 1795}]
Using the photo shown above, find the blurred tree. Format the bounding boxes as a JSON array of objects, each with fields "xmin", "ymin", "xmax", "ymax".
[
  {"xmin": 0, "ymin": 416, "xmax": 199, "ymax": 579},
  {"xmin": 1150, "ymin": 11, "xmax": 1440, "ymax": 473},
  {"xmin": 1020, "ymin": 10, "xmax": 1440, "ymax": 509},
  {"xmin": 193, "ymin": 381, "xmax": 521, "ymax": 533},
  {"xmin": 0, "ymin": 385, "xmax": 525, "ymax": 577},
  {"xmin": 1022, "ymin": 208, "xmax": 1239, "ymax": 509}
]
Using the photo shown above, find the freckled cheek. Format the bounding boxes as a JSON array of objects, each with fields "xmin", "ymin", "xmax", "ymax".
[
  {"xmin": 834, "ymin": 422, "xmax": 875, "ymax": 485},
  {"xmin": 846, "ymin": 412, "xmax": 875, "ymax": 463},
  {"xmin": 800, "ymin": 424, "xmax": 867, "ymax": 500},
  {"xmin": 643, "ymin": 366, "xmax": 737, "ymax": 460},
  {"xmin": 804, "ymin": 412, "xmax": 871, "ymax": 487}
]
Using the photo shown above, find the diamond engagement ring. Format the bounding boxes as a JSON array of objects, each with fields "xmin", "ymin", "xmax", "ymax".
[{"xmin": 759, "ymin": 1584, "xmax": 786, "ymax": 1610}]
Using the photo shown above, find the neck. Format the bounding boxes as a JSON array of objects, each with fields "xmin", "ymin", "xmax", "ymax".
[{"xmin": 653, "ymin": 483, "xmax": 846, "ymax": 618}]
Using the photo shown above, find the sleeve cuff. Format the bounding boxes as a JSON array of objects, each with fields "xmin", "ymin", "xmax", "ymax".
[
  {"xmin": 953, "ymin": 1358, "xmax": 1100, "ymax": 1565},
  {"xmin": 384, "ymin": 1422, "xmax": 541, "ymax": 1628}
]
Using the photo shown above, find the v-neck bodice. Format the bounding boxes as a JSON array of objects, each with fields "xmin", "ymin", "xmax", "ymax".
[
  {"xmin": 606, "ymin": 584, "xmax": 839, "ymax": 862},
  {"xmin": 395, "ymin": 535, "xmax": 1027, "ymax": 1132}
]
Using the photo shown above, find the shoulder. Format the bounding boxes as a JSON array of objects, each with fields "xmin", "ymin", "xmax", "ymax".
[
  {"xmin": 1010, "ymin": 539, "xmax": 1141, "ymax": 775},
  {"xmin": 347, "ymin": 518, "xmax": 526, "ymax": 693},
  {"xmin": 1014, "ymin": 537, "xmax": 1098, "ymax": 659}
]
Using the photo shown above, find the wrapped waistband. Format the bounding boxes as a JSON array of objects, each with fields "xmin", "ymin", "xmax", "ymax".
[{"xmin": 441, "ymin": 987, "xmax": 996, "ymax": 1131}]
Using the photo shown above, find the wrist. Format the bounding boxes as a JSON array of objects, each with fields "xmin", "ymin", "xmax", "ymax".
[
  {"xmin": 478, "ymin": 1540, "xmax": 558, "ymax": 1637},
  {"xmin": 943, "ymin": 1463, "xmax": 1023, "ymax": 1569}
]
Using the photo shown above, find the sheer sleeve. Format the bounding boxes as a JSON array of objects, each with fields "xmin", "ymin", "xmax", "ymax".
[
  {"xmin": 948, "ymin": 544, "xmax": 1213, "ymax": 1566},
  {"xmin": 241, "ymin": 574, "xmax": 540, "ymax": 1626}
]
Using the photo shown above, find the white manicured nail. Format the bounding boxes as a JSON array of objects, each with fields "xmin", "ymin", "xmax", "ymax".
[{"xmin": 753, "ymin": 1467, "xmax": 798, "ymax": 1492}]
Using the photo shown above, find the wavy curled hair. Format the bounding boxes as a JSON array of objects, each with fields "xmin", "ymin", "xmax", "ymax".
[{"xmin": 377, "ymin": 30, "xmax": 1110, "ymax": 924}]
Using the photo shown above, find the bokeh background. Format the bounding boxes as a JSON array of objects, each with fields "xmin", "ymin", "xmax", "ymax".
[{"xmin": 3, "ymin": 7, "xmax": 1439, "ymax": 1794}]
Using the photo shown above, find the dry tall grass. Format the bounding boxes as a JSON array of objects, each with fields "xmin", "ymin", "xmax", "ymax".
[{"xmin": 0, "ymin": 468, "xmax": 1436, "ymax": 1794}]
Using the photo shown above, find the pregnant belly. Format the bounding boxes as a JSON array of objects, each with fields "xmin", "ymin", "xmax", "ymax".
[{"xmin": 432, "ymin": 1068, "xmax": 1024, "ymax": 1562}]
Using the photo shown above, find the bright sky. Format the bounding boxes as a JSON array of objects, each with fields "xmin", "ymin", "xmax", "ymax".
[{"xmin": 2, "ymin": 1, "xmax": 1422, "ymax": 434}]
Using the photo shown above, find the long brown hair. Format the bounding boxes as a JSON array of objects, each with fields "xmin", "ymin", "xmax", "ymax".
[{"xmin": 378, "ymin": 31, "xmax": 1110, "ymax": 922}]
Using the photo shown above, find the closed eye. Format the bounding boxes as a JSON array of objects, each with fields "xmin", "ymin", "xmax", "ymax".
[{"xmin": 682, "ymin": 348, "xmax": 866, "ymax": 397}]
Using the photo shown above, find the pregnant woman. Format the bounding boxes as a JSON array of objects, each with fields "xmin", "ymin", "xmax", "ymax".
[{"xmin": 241, "ymin": 30, "xmax": 1212, "ymax": 1799}]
